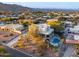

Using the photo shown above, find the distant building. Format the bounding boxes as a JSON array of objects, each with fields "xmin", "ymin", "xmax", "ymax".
[
  {"xmin": 33, "ymin": 17, "xmax": 46, "ymax": 24},
  {"xmin": 0, "ymin": 15, "xmax": 7, "ymax": 18},
  {"xmin": 64, "ymin": 21, "xmax": 73, "ymax": 28},
  {"xmin": 69, "ymin": 24, "xmax": 79, "ymax": 34},
  {"xmin": 47, "ymin": 18, "xmax": 58, "ymax": 22},
  {"xmin": 43, "ymin": 15, "xmax": 51, "ymax": 19}
]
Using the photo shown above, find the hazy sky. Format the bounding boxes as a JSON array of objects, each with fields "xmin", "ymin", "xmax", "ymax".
[{"xmin": 2, "ymin": 2, "xmax": 79, "ymax": 9}]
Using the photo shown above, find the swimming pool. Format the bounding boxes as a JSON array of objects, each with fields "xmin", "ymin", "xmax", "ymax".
[
  {"xmin": 0, "ymin": 22, "xmax": 6, "ymax": 26},
  {"xmin": 50, "ymin": 36, "xmax": 60, "ymax": 46}
]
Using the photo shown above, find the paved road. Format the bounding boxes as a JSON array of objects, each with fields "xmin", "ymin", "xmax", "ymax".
[
  {"xmin": 59, "ymin": 43, "xmax": 68, "ymax": 57},
  {"xmin": 63, "ymin": 45, "xmax": 75, "ymax": 57},
  {"xmin": 4, "ymin": 45, "xmax": 31, "ymax": 57},
  {"xmin": 0, "ymin": 30, "xmax": 33, "ymax": 57},
  {"xmin": 6, "ymin": 33, "xmax": 26, "ymax": 47},
  {"xmin": 0, "ymin": 40, "xmax": 33, "ymax": 57},
  {"xmin": 6, "ymin": 30, "xmax": 27, "ymax": 47}
]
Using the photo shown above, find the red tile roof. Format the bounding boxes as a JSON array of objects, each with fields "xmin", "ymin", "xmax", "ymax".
[{"xmin": 66, "ymin": 40, "xmax": 79, "ymax": 44}]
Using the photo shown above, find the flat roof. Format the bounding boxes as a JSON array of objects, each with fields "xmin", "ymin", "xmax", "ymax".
[
  {"xmin": 37, "ymin": 23, "xmax": 54, "ymax": 35},
  {"xmin": 67, "ymin": 33, "xmax": 79, "ymax": 40},
  {"xmin": 4, "ymin": 24, "xmax": 23, "ymax": 29},
  {"xmin": 47, "ymin": 19, "xmax": 58, "ymax": 21},
  {"xmin": 40, "ymin": 29, "xmax": 54, "ymax": 35}
]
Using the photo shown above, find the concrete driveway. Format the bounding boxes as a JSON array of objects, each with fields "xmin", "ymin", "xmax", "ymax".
[{"xmin": 63, "ymin": 45, "xmax": 75, "ymax": 57}]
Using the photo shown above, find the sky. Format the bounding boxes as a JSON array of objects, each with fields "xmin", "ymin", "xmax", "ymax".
[{"xmin": 2, "ymin": 2, "xmax": 79, "ymax": 9}]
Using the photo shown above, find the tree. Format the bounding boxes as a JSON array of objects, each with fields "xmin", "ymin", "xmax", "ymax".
[
  {"xmin": 18, "ymin": 20, "xmax": 33, "ymax": 27},
  {"xmin": 47, "ymin": 20, "xmax": 61, "ymax": 26},
  {"xmin": 73, "ymin": 44, "xmax": 79, "ymax": 56},
  {"xmin": 47, "ymin": 20, "xmax": 64, "ymax": 39},
  {"xmin": 28, "ymin": 24, "xmax": 38, "ymax": 34},
  {"xmin": 47, "ymin": 20, "xmax": 64, "ymax": 33},
  {"xmin": 19, "ymin": 15, "xmax": 25, "ymax": 19},
  {"xmin": 0, "ymin": 17, "xmax": 17, "ymax": 22},
  {"xmin": 48, "ymin": 12, "xmax": 58, "ymax": 18}
]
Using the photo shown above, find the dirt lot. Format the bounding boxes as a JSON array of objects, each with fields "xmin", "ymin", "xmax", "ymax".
[{"xmin": 0, "ymin": 31, "xmax": 19, "ymax": 43}]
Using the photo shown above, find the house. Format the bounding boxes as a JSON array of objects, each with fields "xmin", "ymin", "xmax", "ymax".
[
  {"xmin": 0, "ymin": 15, "xmax": 6, "ymax": 18},
  {"xmin": 33, "ymin": 18, "xmax": 46, "ymax": 24},
  {"xmin": 37, "ymin": 23, "xmax": 54, "ymax": 40},
  {"xmin": 69, "ymin": 24, "xmax": 79, "ymax": 34},
  {"xmin": 0, "ymin": 22, "xmax": 6, "ymax": 30},
  {"xmin": 66, "ymin": 34, "xmax": 79, "ymax": 44},
  {"xmin": 43, "ymin": 15, "xmax": 51, "ymax": 19},
  {"xmin": 0, "ymin": 24, "xmax": 24, "ymax": 34},
  {"xmin": 64, "ymin": 21, "xmax": 73, "ymax": 28},
  {"xmin": 36, "ymin": 23, "xmax": 61, "ymax": 47},
  {"xmin": 47, "ymin": 18, "xmax": 58, "ymax": 22},
  {"xmin": 65, "ymin": 24, "xmax": 79, "ymax": 44}
]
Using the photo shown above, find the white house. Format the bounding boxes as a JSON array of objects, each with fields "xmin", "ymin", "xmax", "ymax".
[
  {"xmin": 69, "ymin": 24, "xmax": 79, "ymax": 34},
  {"xmin": 65, "ymin": 24, "xmax": 79, "ymax": 44},
  {"xmin": 36, "ymin": 23, "xmax": 61, "ymax": 47},
  {"xmin": 64, "ymin": 21, "xmax": 73, "ymax": 28},
  {"xmin": 37, "ymin": 23, "xmax": 54, "ymax": 40},
  {"xmin": 0, "ymin": 15, "xmax": 6, "ymax": 18}
]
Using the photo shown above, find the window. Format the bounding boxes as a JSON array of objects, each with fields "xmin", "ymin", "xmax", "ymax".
[
  {"xmin": 46, "ymin": 35, "xmax": 49, "ymax": 37},
  {"xmin": 46, "ymin": 39, "xmax": 49, "ymax": 41}
]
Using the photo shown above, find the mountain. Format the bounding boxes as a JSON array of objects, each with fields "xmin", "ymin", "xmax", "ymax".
[
  {"xmin": 0, "ymin": 2, "xmax": 79, "ymax": 13},
  {"xmin": 0, "ymin": 3, "xmax": 31, "ymax": 12},
  {"xmin": 31, "ymin": 8, "xmax": 79, "ymax": 12}
]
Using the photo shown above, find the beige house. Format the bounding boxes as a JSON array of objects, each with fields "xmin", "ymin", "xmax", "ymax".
[{"xmin": 0, "ymin": 24, "xmax": 24, "ymax": 34}]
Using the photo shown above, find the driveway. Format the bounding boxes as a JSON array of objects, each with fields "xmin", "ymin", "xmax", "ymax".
[{"xmin": 63, "ymin": 45, "xmax": 75, "ymax": 57}]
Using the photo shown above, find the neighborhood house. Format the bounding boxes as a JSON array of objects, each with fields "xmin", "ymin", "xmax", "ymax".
[
  {"xmin": 0, "ymin": 24, "xmax": 24, "ymax": 34},
  {"xmin": 65, "ymin": 24, "xmax": 79, "ymax": 44},
  {"xmin": 37, "ymin": 23, "xmax": 60, "ymax": 46},
  {"xmin": 37, "ymin": 23, "xmax": 54, "ymax": 40}
]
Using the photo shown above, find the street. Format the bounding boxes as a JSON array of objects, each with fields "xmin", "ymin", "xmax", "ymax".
[
  {"xmin": 4, "ymin": 45, "xmax": 32, "ymax": 57},
  {"xmin": 63, "ymin": 45, "xmax": 75, "ymax": 57},
  {"xmin": 0, "ymin": 30, "xmax": 32, "ymax": 57},
  {"xmin": 6, "ymin": 31, "xmax": 26, "ymax": 47},
  {"xmin": 59, "ymin": 43, "xmax": 68, "ymax": 57}
]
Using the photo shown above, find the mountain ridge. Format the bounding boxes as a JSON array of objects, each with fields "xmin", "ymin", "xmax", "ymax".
[
  {"xmin": 0, "ymin": 2, "xmax": 30, "ymax": 12},
  {"xmin": 0, "ymin": 2, "xmax": 79, "ymax": 12}
]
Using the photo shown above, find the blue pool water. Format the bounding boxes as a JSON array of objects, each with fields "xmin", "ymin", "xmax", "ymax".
[
  {"xmin": 50, "ymin": 36, "xmax": 60, "ymax": 46},
  {"xmin": 0, "ymin": 22, "xmax": 6, "ymax": 26},
  {"xmin": 51, "ymin": 37, "xmax": 60, "ymax": 43}
]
